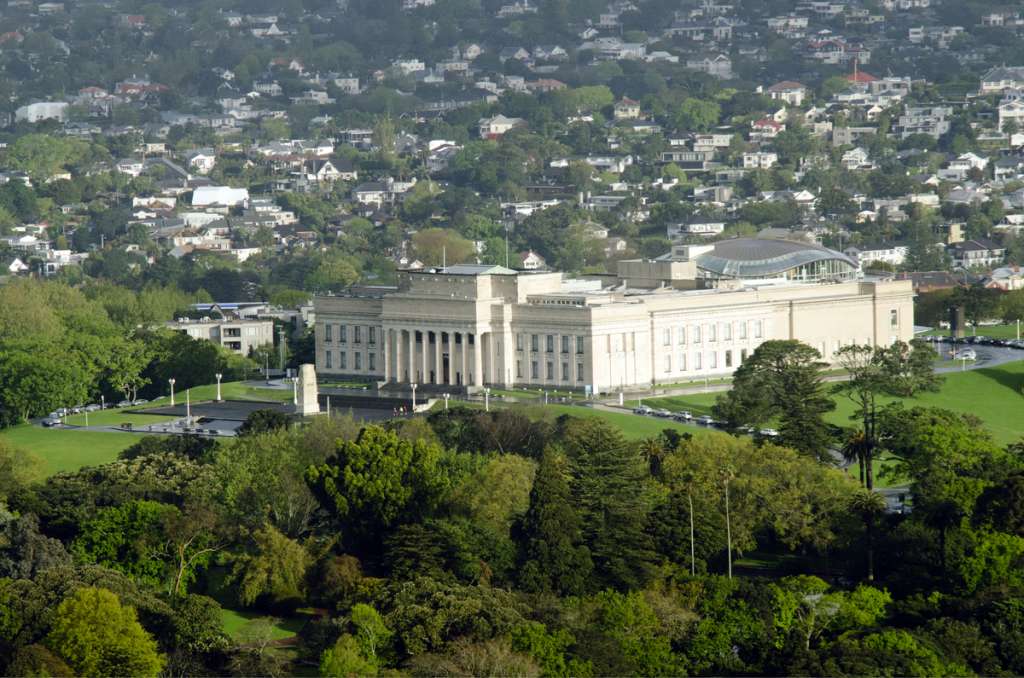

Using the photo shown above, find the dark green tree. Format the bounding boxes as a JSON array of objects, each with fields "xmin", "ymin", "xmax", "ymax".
[
  {"xmin": 713, "ymin": 340, "xmax": 835, "ymax": 458},
  {"xmin": 515, "ymin": 448, "xmax": 593, "ymax": 595}
]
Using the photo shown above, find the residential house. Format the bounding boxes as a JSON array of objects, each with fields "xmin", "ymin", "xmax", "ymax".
[
  {"xmin": 666, "ymin": 220, "xmax": 726, "ymax": 238},
  {"xmin": 685, "ymin": 54, "xmax": 732, "ymax": 78},
  {"xmin": 764, "ymin": 81, "xmax": 807, "ymax": 106},
  {"xmin": 949, "ymin": 238, "xmax": 1006, "ymax": 269},
  {"xmin": 478, "ymin": 114, "xmax": 525, "ymax": 139},
  {"xmin": 844, "ymin": 242, "xmax": 909, "ymax": 267},
  {"xmin": 517, "ymin": 250, "xmax": 547, "ymax": 270},
  {"xmin": 187, "ymin": 150, "xmax": 217, "ymax": 175},
  {"xmin": 614, "ymin": 97, "xmax": 641, "ymax": 120},
  {"xmin": 895, "ymin": 106, "xmax": 952, "ymax": 139},
  {"xmin": 841, "ymin": 147, "xmax": 874, "ymax": 170},
  {"xmin": 984, "ymin": 266, "xmax": 1024, "ymax": 291},
  {"xmin": 979, "ymin": 66, "xmax": 1024, "ymax": 94},
  {"xmin": 742, "ymin": 152, "xmax": 778, "ymax": 169},
  {"xmin": 750, "ymin": 117, "xmax": 785, "ymax": 142}
]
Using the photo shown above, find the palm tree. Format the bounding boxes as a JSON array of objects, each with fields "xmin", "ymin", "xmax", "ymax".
[{"xmin": 850, "ymin": 488, "xmax": 886, "ymax": 581}]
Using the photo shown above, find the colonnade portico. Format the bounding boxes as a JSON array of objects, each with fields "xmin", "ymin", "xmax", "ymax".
[{"xmin": 382, "ymin": 327, "xmax": 485, "ymax": 388}]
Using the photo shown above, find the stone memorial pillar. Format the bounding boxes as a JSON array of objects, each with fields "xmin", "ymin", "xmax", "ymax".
[{"xmin": 296, "ymin": 364, "xmax": 320, "ymax": 415}]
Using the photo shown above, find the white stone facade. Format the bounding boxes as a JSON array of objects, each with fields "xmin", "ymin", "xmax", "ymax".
[{"xmin": 314, "ymin": 266, "xmax": 914, "ymax": 393}]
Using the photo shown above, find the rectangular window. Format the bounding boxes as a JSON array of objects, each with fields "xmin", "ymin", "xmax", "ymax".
[
  {"xmin": 340, "ymin": 325, "xmax": 347, "ymax": 343},
  {"xmin": 664, "ymin": 354, "xmax": 671, "ymax": 372},
  {"xmin": 531, "ymin": 361, "xmax": 539, "ymax": 379},
  {"xmin": 709, "ymin": 324, "xmax": 717, "ymax": 342},
  {"xmin": 354, "ymin": 352, "xmax": 362, "ymax": 370},
  {"xmin": 694, "ymin": 352, "xmax": 702, "ymax": 370},
  {"xmin": 325, "ymin": 324, "xmax": 333, "ymax": 342},
  {"xmin": 368, "ymin": 327, "xmax": 376, "ymax": 345},
  {"xmin": 694, "ymin": 326, "xmax": 702, "ymax": 343},
  {"xmin": 739, "ymin": 322, "xmax": 747, "ymax": 340},
  {"xmin": 516, "ymin": 360, "xmax": 522, "ymax": 378},
  {"xmin": 576, "ymin": 336, "xmax": 584, "ymax": 354},
  {"xmin": 679, "ymin": 353, "xmax": 687, "ymax": 371},
  {"xmin": 562, "ymin": 362, "xmax": 569, "ymax": 381},
  {"xmin": 546, "ymin": 361, "xmax": 554, "ymax": 380},
  {"xmin": 368, "ymin": 353, "xmax": 376, "ymax": 371},
  {"xmin": 340, "ymin": 351, "xmax": 347, "ymax": 369},
  {"xmin": 531, "ymin": 334, "xmax": 539, "ymax": 352},
  {"xmin": 741, "ymin": 348, "xmax": 748, "ymax": 362},
  {"xmin": 755, "ymin": 320, "xmax": 763, "ymax": 338},
  {"xmin": 890, "ymin": 309, "xmax": 899, "ymax": 328},
  {"xmin": 725, "ymin": 350, "xmax": 732, "ymax": 368},
  {"xmin": 516, "ymin": 334, "xmax": 524, "ymax": 351},
  {"xmin": 561, "ymin": 335, "xmax": 570, "ymax": 353},
  {"xmin": 546, "ymin": 335, "xmax": 554, "ymax": 353},
  {"xmin": 354, "ymin": 326, "xmax": 362, "ymax": 344},
  {"xmin": 709, "ymin": 352, "xmax": 717, "ymax": 369},
  {"xmin": 678, "ymin": 326, "xmax": 686, "ymax": 344},
  {"xmin": 663, "ymin": 328, "xmax": 672, "ymax": 346},
  {"xmin": 577, "ymin": 362, "xmax": 584, "ymax": 381},
  {"xmin": 723, "ymin": 323, "xmax": 732, "ymax": 341},
  {"xmin": 325, "ymin": 350, "xmax": 332, "ymax": 368}
]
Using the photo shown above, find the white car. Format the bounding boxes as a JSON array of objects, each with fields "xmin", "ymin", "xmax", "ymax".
[
  {"xmin": 954, "ymin": 349, "xmax": 977, "ymax": 361},
  {"xmin": 697, "ymin": 415, "xmax": 716, "ymax": 426},
  {"xmin": 759, "ymin": 428, "xmax": 780, "ymax": 437},
  {"xmin": 633, "ymin": 405, "xmax": 654, "ymax": 415}
]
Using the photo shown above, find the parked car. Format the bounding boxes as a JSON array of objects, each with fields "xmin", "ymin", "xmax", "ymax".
[
  {"xmin": 55, "ymin": 407, "xmax": 70, "ymax": 417},
  {"xmin": 132, "ymin": 398, "xmax": 149, "ymax": 405},
  {"xmin": 759, "ymin": 428, "xmax": 780, "ymax": 437},
  {"xmin": 673, "ymin": 410, "xmax": 692, "ymax": 422},
  {"xmin": 117, "ymin": 400, "xmax": 132, "ymax": 408},
  {"xmin": 84, "ymin": 404, "xmax": 101, "ymax": 412},
  {"xmin": 653, "ymin": 408, "xmax": 673, "ymax": 418},
  {"xmin": 41, "ymin": 418, "xmax": 62, "ymax": 427},
  {"xmin": 633, "ymin": 405, "xmax": 653, "ymax": 415},
  {"xmin": 697, "ymin": 415, "xmax": 716, "ymax": 426},
  {"xmin": 954, "ymin": 349, "xmax": 977, "ymax": 361}
]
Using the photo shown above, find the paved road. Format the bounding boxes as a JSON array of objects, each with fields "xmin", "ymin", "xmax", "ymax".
[{"xmin": 931, "ymin": 340, "xmax": 1024, "ymax": 373}]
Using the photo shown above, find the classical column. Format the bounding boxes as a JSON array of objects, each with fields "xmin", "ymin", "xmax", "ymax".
[
  {"xmin": 434, "ymin": 331, "xmax": 443, "ymax": 384},
  {"xmin": 460, "ymin": 333, "xmax": 468, "ymax": 387},
  {"xmin": 473, "ymin": 332, "xmax": 483, "ymax": 387},
  {"xmin": 383, "ymin": 329, "xmax": 391, "ymax": 382},
  {"xmin": 392, "ymin": 329, "xmax": 401, "ymax": 382},
  {"xmin": 420, "ymin": 331, "xmax": 428, "ymax": 384},
  {"xmin": 407, "ymin": 329, "xmax": 416, "ymax": 383},
  {"xmin": 447, "ymin": 333, "xmax": 455, "ymax": 386}
]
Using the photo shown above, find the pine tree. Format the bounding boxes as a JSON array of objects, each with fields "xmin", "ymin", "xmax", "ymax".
[
  {"xmin": 563, "ymin": 419, "xmax": 657, "ymax": 591},
  {"xmin": 516, "ymin": 448, "xmax": 592, "ymax": 596}
]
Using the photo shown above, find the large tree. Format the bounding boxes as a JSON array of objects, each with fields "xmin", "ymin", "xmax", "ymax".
[
  {"xmin": 45, "ymin": 587, "xmax": 165, "ymax": 678},
  {"xmin": 515, "ymin": 448, "xmax": 593, "ymax": 595},
  {"xmin": 713, "ymin": 340, "xmax": 835, "ymax": 458}
]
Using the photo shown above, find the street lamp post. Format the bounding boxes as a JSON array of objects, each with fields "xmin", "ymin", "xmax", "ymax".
[
  {"xmin": 443, "ymin": 392, "xmax": 450, "ymax": 410},
  {"xmin": 484, "ymin": 387, "xmax": 491, "ymax": 412},
  {"xmin": 100, "ymin": 394, "xmax": 105, "ymax": 410},
  {"xmin": 291, "ymin": 377, "xmax": 299, "ymax": 405},
  {"xmin": 215, "ymin": 373, "xmax": 223, "ymax": 402},
  {"xmin": 168, "ymin": 378, "xmax": 176, "ymax": 407},
  {"xmin": 185, "ymin": 389, "xmax": 191, "ymax": 425},
  {"xmin": 411, "ymin": 383, "xmax": 418, "ymax": 410}
]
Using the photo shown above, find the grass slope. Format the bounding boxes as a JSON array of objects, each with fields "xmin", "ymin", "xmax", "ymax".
[
  {"xmin": 646, "ymin": 360, "xmax": 1024, "ymax": 445},
  {"xmin": 0, "ymin": 425, "xmax": 144, "ymax": 476}
]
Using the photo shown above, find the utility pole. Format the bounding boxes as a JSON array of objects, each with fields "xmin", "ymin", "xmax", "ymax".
[{"xmin": 278, "ymin": 326, "xmax": 287, "ymax": 371}]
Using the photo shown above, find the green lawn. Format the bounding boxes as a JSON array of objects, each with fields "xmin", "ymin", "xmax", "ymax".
[
  {"xmin": 646, "ymin": 360, "xmax": 1024, "ymax": 446},
  {"xmin": 521, "ymin": 403, "xmax": 709, "ymax": 440},
  {"xmin": 0, "ymin": 425, "xmax": 144, "ymax": 476},
  {"xmin": 220, "ymin": 608, "xmax": 308, "ymax": 642},
  {"xmin": 924, "ymin": 324, "xmax": 1023, "ymax": 340}
]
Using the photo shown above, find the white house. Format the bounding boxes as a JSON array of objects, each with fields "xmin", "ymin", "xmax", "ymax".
[
  {"xmin": 517, "ymin": 250, "xmax": 547, "ymax": 270},
  {"xmin": 188, "ymin": 150, "xmax": 217, "ymax": 174},
  {"xmin": 192, "ymin": 186, "xmax": 250, "ymax": 208},
  {"xmin": 15, "ymin": 101, "xmax": 69, "ymax": 123},
  {"xmin": 742, "ymin": 152, "xmax": 778, "ymax": 169},
  {"xmin": 844, "ymin": 242, "xmax": 909, "ymax": 267},
  {"xmin": 478, "ymin": 114, "xmax": 525, "ymax": 139}
]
